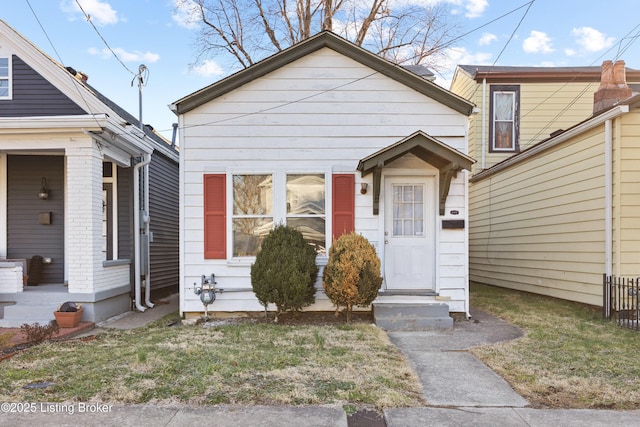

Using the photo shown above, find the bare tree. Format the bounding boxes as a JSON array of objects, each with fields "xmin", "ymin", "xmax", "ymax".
[{"xmin": 176, "ymin": 0, "xmax": 460, "ymax": 72}]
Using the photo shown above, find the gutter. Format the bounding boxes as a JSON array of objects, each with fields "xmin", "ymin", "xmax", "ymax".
[
  {"xmin": 605, "ymin": 120, "xmax": 613, "ymax": 276},
  {"xmin": 481, "ymin": 78, "xmax": 486, "ymax": 169},
  {"xmin": 470, "ymin": 105, "xmax": 629, "ymax": 182},
  {"xmin": 133, "ymin": 154, "xmax": 152, "ymax": 312},
  {"xmin": 144, "ymin": 159, "xmax": 154, "ymax": 309}
]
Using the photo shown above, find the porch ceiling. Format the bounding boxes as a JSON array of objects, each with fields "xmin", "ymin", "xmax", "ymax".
[{"xmin": 357, "ymin": 131, "xmax": 475, "ymax": 215}]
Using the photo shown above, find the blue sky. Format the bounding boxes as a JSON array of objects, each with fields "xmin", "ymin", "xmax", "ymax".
[{"xmin": 4, "ymin": 0, "xmax": 640, "ymax": 141}]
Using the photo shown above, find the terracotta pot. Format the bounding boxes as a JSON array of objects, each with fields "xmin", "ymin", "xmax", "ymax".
[{"xmin": 53, "ymin": 307, "xmax": 83, "ymax": 328}]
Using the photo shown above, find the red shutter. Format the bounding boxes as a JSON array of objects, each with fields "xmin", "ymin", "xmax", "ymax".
[
  {"xmin": 203, "ymin": 174, "xmax": 226, "ymax": 259},
  {"xmin": 332, "ymin": 174, "xmax": 355, "ymax": 240}
]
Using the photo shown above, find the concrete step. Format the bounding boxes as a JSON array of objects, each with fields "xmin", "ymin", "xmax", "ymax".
[
  {"xmin": 0, "ymin": 303, "xmax": 58, "ymax": 328},
  {"xmin": 373, "ymin": 302, "xmax": 453, "ymax": 331}
]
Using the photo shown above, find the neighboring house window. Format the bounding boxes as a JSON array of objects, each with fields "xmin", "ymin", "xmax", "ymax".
[
  {"xmin": 0, "ymin": 57, "xmax": 10, "ymax": 99},
  {"xmin": 102, "ymin": 162, "xmax": 118, "ymax": 260},
  {"xmin": 489, "ymin": 85, "xmax": 519, "ymax": 152},
  {"xmin": 204, "ymin": 173, "xmax": 354, "ymax": 260},
  {"xmin": 232, "ymin": 174, "xmax": 273, "ymax": 257}
]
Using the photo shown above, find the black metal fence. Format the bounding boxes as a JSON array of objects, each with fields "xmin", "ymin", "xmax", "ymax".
[{"xmin": 603, "ymin": 274, "xmax": 639, "ymax": 331}]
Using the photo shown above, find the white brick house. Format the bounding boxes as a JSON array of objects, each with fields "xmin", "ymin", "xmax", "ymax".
[{"xmin": 0, "ymin": 20, "xmax": 179, "ymax": 326}]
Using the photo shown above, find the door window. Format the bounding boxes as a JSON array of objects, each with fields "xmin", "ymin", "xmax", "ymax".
[{"xmin": 392, "ymin": 184, "xmax": 424, "ymax": 237}]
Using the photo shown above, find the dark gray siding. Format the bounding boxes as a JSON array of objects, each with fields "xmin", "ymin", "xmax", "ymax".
[
  {"xmin": 0, "ymin": 55, "xmax": 85, "ymax": 117},
  {"xmin": 117, "ymin": 166, "xmax": 132, "ymax": 260},
  {"xmin": 148, "ymin": 151, "xmax": 179, "ymax": 290},
  {"xmin": 7, "ymin": 155, "xmax": 64, "ymax": 284}
]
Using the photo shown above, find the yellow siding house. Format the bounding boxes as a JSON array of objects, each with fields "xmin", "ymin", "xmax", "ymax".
[{"xmin": 452, "ymin": 61, "xmax": 640, "ymax": 306}]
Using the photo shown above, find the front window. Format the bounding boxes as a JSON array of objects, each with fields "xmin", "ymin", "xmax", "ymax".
[
  {"xmin": 230, "ymin": 172, "xmax": 327, "ymax": 258},
  {"xmin": 490, "ymin": 85, "xmax": 519, "ymax": 152},
  {"xmin": 286, "ymin": 174, "xmax": 326, "ymax": 255},
  {"xmin": 232, "ymin": 174, "xmax": 273, "ymax": 257},
  {"xmin": 0, "ymin": 57, "xmax": 10, "ymax": 99}
]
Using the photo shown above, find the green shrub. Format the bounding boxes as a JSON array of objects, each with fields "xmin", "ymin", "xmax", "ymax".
[
  {"xmin": 322, "ymin": 232, "xmax": 382, "ymax": 321},
  {"xmin": 251, "ymin": 224, "xmax": 318, "ymax": 319}
]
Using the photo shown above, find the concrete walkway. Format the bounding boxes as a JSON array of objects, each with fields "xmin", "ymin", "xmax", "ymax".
[{"xmin": 2, "ymin": 296, "xmax": 639, "ymax": 426}]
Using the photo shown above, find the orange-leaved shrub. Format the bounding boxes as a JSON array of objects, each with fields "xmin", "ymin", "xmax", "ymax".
[{"xmin": 322, "ymin": 232, "xmax": 382, "ymax": 321}]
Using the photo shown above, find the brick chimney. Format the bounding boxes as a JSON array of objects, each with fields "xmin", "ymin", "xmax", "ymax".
[{"xmin": 593, "ymin": 60, "xmax": 632, "ymax": 114}]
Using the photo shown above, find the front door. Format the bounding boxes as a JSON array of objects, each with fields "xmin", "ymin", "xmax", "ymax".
[{"xmin": 383, "ymin": 176, "xmax": 435, "ymax": 290}]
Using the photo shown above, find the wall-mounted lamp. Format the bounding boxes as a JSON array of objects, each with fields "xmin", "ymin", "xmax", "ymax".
[
  {"xmin": 38, "ymin": 177, "xmax": 49, "ymax": 200},
  {"xmin": 360, "ymin": 182, "xmax": 368, "ymax": 194}
]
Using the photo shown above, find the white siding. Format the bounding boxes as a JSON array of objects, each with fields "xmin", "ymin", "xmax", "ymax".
[{"xmin": 180, "ymin": 48, "xmax": 471, "ymax": 313}]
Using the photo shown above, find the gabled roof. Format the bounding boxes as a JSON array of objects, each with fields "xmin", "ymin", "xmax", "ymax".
[
  {"xmin": 357, "ymin": 130, "xmax": 475, "ymax": 215},
  {"xmin": 172, "ymin": 31, "xmax": 474, "ymax": 116},
  {"xmin": 0, "ymin": 19, "xmax": 177, "ymax": 159},
  {"xmin": 456, "ymin": 64, "xmax": 640, "ymax": 84}
]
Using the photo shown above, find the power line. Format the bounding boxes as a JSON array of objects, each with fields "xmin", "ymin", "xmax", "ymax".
[
  {"xmin": 25, "ymin": 0, "xmax": 103, "ymax": 129},
  {"xmin": 491, "ymin": 0, "xmax": 535, "ymax": 67},
  {"xmin": 74, "ymin": 0, "xmax": 136, "ymax": 76},
  {"xmin": 161, "ymin": 1, "xmax": 539, "ymax": 134}
]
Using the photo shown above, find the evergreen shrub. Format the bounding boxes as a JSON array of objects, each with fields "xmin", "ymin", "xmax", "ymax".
[
  {"xmin": 250, "ymin": 224, "xmax": 318, "ymax": 319},
  {"xmin": 322, "ymin": 232, "xmax": 382, "ymax": 321}
]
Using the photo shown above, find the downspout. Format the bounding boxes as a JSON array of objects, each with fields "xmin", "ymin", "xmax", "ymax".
[
  {"xmin": 481, "ymin": 78, "xmax": 487, "ymax": 170},
  {"xmin": 144, "ymin": 161, "xmax": 154, "ymax": 308},
  {"xmin": 133, "ymin": 153, "xmax": 151, "ymax": 312},
  {"xmin": 605, "ymin": 119, "xmax": 613, "ymax": 277}
]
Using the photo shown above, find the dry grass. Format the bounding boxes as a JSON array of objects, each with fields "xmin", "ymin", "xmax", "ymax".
[
  {"xmin": 0, "ymin": 315, "xmax": 423, "ymax": 409},
  {"xmin": 470, "ymin": 283, "xmax": 640, "ymax": 409}
]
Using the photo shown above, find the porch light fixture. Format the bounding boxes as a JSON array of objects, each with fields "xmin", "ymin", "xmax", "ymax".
[
  {"xmin": 38, "ymin": 177, "xmax": 49, "ymax": 200},
  {"xmin": 360, "ymin": 182, "xmax": 368, "ymax": 194}
]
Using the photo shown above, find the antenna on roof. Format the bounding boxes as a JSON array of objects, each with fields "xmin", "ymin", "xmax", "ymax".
[{"xmin": 132, "ymin": 64, "xmax": 148, "ymax": 131}]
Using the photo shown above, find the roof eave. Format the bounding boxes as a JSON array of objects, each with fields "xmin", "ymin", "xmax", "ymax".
[{"xmin": 172, "ymin": 32, "xmax": 474, "ymax": 116}]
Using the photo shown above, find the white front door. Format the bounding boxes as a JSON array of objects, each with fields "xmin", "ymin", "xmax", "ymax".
[{"xmin": 383, "ymin": 176, "xmax": 435, "ymax": 290}]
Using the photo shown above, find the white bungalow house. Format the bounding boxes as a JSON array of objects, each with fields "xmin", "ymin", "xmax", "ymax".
[
  {"xmin": 0, "ymin": 20, "xmax": 179, "ymax": 326},
  {"xmin": 172, "ymin": 32, "xmax": 475, "ymax": 321}
]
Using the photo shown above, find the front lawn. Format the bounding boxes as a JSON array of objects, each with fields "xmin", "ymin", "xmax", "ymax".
[
  {"xmin": 0, "ymin": 316, "xmax": 423, "ymax": 409},
  {"xmin": 470, "ymin": 283, "xmax": 640, "ymax": 409}
]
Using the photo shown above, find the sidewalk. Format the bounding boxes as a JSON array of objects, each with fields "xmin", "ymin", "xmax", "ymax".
[{"xmin": 2, "ymin": 296, "xmax": 639, "ymax": 426}]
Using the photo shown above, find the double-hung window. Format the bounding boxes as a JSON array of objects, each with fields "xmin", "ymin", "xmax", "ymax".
[
  {"xmin": 286, "ymin": 174, "xmax": 326, "ymax": 256},
  {"xmin": 232, "ymin": 174, "xmax": 273, "ymax": 257},
  {"xmin": 205, "ymin": 172, "xmax": 352, "ymax": 260},
  {"xmin": 0, "ymin": 57, "xmax": 10, "ymax": 99},
  {"xmin": 489, "ymin": 85, "xmax": 519, "ymax": 152}
]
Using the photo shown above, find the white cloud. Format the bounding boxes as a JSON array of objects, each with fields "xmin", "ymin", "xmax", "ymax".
[
  {"xmin": 478, "ymin": 32, "xmax": 497, "ymax": 46},
  {"xmin": 172, "ymin": 0, "xmax": 201, "ymax": 30},
  {"xmin": 571, "ymin": 27, "xmax": 615, "ymax": 52},
  {"xmin": 564, "ymin": 48, "xmax": 576, "ymax": 57},
  {"xmin": 522, "ymin": 30, "xmax": 554, "ymax": 54},
  {"xmin": 191, "ymin": 60, "xmax": 224, "ymax": 77},
  {"xmin": 88, "ymin": 47, "xmax": 159, "ymax": 63},
  {"xmin": 61, "ymin": 0, "xmax": 119, "ymax": 26},
  {"xmin": 462, "ymin": 0, "xmax": 488, "ymax": 18}
]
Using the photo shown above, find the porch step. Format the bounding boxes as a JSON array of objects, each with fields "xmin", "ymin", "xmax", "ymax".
[
  {"xmin": 0, "ymin": 303, "xmax": 59, "ymax": 328},
  {"xmin": 373, "ymin": 302, "xmax": 453, "ymax": 331}
]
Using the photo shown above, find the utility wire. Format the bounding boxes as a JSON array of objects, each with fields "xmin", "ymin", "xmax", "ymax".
[
  {"xmin": 25, "ymin": 0, "xmax": 103, "ymax": 129},
  {"xmin": 74, "ymin": 0, "xmax": 136, "ymax": 76},
  {"xmin": 162, "ymin": 1, "xmax": 538, "ymax": 134}
]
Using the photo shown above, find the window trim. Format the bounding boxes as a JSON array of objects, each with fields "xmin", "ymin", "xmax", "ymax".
[
  {"xmin": 102, "ymin": 162, "xmax": 118, "ymax": 261},
  {"xmin": 0, "ymin": 56, "xmax": 11, "ymax": 100},
  {"xmin": 230, "ymin": 173, "xmax": 274, "ymax": 258},
  {"xmin": 226, "ymin": 169, "xmax": 331, "ymax": 262},
  {"xmin": 489, "ymin": 85, "xmax": 520, "ymax": 153}
]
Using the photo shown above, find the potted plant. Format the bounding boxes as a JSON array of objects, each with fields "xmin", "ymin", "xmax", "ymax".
[{"xmin": 53, "ymin": 302, "xmax": 83, "ymax": 328}]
